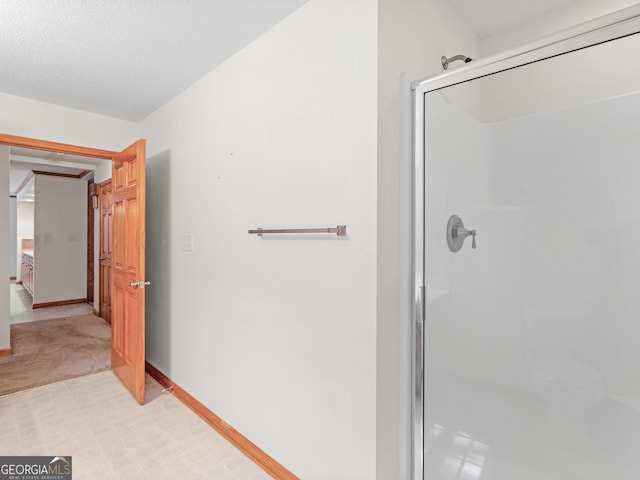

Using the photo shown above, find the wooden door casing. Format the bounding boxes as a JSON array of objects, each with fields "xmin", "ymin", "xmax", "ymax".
[
  {"xmin": 99, "ymin": 180, "xmax": 113, "ymax": 324},
  {"xmin": 111, "ymin": 139, "xmax": 146, "ymax": 404}
]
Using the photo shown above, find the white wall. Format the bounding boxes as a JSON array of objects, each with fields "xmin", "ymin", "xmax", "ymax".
[
  {"xmin": 93, "ymin": 160, "xmax": 112, "ymax": 184},
  {"xmin": 481, "ymin": 0, "xmax": 640, "ymax": 56},
  {"xmin": 0, "ymin": 92, "xmax": 137, "ymax": 351},
  {"xmin": 0, "ymin": 146, "xmax": 9, "ymax": 349},
  {"xmin": 33, "ymin": 175, "xmax": 87, "ymax": 305},
  {"xmin": 0, "ymin": 91, "xmax": 139, "ymax": 151},
  {"xmin": 15, "ymin": 200, "xmax": 34, "ymax": 282},
  {"xmin": 476, "ymin": 0, "xmax": 640, "ymax": 124},
  {"xmin": 479, "ymin": 25, "xmax": 640, "ymax": 123},
  {"xmin": 141, "ymin": 0, "xmax": 377, "ymax": 478},
  {"xmin": 377, "ymin": 0, "xmax": 480, "ymax": 478},
  {"xmin": 9, "ymin": 196, "xmax": 16, "ymax": 278}
]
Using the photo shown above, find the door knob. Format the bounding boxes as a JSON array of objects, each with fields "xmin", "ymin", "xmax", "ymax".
[
  {"xmin": 446, "ymin": 215, "xmax": 477, "ymax": 252},
  {"xmin": 128, "ymin": 281, "xmax": 139, "ymax": 288},
  {"xmin": 140, "ymin": 281, "xmax": 151, "ymax": 289}
]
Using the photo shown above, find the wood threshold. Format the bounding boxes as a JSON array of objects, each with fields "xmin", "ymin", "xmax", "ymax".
[
  {"xmin": 32, "ymin": 298, "xmax": 87, "ymax": 309},
  {"xmin": 0, "ymin": 347, "xmax": 12, "ymax": 357},
  {"xmin": 145, "ymin": 362, "xmax": 299, "ymax": 480},
  {"xmin": 0, "ymin": 134, "xmax": 118, "ymax": 159}
]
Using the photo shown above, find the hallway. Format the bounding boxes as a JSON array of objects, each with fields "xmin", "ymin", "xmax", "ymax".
[{"xmin": 10, "ymin": 280, "xmax": 93, "ymax": 324}]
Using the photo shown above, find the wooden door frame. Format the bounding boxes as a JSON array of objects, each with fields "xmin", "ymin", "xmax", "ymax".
[{"xmin": 0, "ymin": 134, "xmax": 119, "ymax": 159}]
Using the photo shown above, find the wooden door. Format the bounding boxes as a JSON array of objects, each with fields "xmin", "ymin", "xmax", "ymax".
[
  {"xmin": 99, "ymin": 181, "xmax": 113, "ymax": 323},
  {"xmin": 111, "ymin": 139, "xmax": 146, "ymax": 404}
]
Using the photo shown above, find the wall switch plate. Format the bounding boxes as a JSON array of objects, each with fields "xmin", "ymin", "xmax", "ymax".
[{"xmin": 182, "ymin": 234, "xmax": 193, "ymax": 252}]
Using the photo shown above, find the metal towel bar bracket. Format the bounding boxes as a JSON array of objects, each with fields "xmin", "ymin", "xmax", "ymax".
[{"xmin": 248, "ymin": 225, "xmax": 347, "ymax": 236}]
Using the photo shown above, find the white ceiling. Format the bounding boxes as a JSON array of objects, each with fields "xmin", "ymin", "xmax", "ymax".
[
  {"xmin": 448, "ymin": 0, "xmax": 585, "ymax": 37},
  {"xmin": 0, "ymin": 0, "xmax": 308, "ymax": 122},
  {"xmin": 0, "ymin": 0, "xmax": 616, "ymax": 125}
]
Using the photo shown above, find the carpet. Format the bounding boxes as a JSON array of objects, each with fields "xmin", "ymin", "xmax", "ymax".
[{"xmin": 0, "ymin": 314, "xmax": 111, "ymax": 396}]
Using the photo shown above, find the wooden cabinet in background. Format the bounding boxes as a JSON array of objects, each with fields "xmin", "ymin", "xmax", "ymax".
[{"xmin": 21, "ymin": 251, "xmax": 34, "ymax": 296}]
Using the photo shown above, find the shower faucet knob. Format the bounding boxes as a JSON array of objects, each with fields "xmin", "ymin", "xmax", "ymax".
[
  {"xmin": 446, "ymin": 215, "xmax": 477, "ymax": 252},
  {"xmin": 456, "ymin": 226, "xmax": 477, "ymax": 248}
]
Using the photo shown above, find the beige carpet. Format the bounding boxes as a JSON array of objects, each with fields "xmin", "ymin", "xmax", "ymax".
[{"xmin": 0, "ymin": 314, "xmax": 111, "ymax": 396}]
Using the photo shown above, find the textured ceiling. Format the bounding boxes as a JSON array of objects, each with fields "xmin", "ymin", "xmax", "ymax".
[
  {"xmin": 448, "ymin": 0, "xmax": 584, "ymax": 37},
  {"xmin": 0, "ymin": 0, "xmax": 308, "ymax": 121}
]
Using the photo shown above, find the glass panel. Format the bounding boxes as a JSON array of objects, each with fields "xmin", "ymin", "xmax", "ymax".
[{"xmin": 423, "ymin": 32, "xmax": 640, "ymax": 480}]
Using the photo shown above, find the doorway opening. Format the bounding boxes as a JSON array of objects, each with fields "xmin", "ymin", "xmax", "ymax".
[{"xmin": 0, "ymin": 134, "xmax": 147, "ymax": 404}]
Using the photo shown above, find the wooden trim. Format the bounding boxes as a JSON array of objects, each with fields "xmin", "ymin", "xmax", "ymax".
[
  {"xmin": 16, "ymin": 281, "xmax": 23, "ymax": 285},
  {"xmin": 0, "ymin": 347, "xmax": 12, "ymax": 357},
  {"xmin": 9, "ymin": 195, "xmax": 16, "ymax": 198},
  {"xmin": 32, "ymin": 298, "xmax": 87, "ymax": 309},
  {"xmin": 97, "ymin": 178, "xmax": 112, "ymax": 188},
  {"xmin": 15, "ymin": 171, "xmax": 34, "ymax": 195},
  {"xmin": 32, "ymin": 170, "xmax": 92, "ymax": 179},
  {"xmin": 0, "ymin": 134, "xmax": 118, "ymax": 159},
  {"xmin": 9, "ymin": 276, "xmax": 16, "ymax": 281},
  {"xmin": 145, "ymin": 362, "xmax": 299, "ymax": 480}
]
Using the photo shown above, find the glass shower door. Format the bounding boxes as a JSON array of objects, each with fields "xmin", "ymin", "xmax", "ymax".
[{"xmin": 422, "ymin": 32, "xmax": 640, "ymax": 480}]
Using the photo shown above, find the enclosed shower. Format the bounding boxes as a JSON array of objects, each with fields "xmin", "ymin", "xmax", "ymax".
[{"xmin": 412, "ymin": 6, "xmax": 640, "ymax": 480}]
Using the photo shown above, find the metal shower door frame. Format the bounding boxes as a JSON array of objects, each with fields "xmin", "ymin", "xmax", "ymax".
[{"xmin": 411, "ymin": 5, "xmax": 640, "ymax": 480}]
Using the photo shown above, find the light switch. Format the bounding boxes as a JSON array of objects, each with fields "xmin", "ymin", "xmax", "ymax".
[{"xmin": 182, "ymin": 234, "xmax": 193, "ymax": 252}]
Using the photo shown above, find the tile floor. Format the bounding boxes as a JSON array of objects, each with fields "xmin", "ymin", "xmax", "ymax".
[
  {"xmin": 0, "ymin": 371, "xmax": 271, "ymax": 480},
  {"xmin": 10, "ymin": 281, "xmax": 94, "ymax": 324}
]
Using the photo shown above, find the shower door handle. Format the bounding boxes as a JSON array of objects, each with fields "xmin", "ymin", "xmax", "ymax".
[
  {"xmin": 414, "ymin": 284, "xmax": 425, "ymax": 479},
  {"xmin": 415, "ymin": 285, "xmax": 425, "ymax": 327}
]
